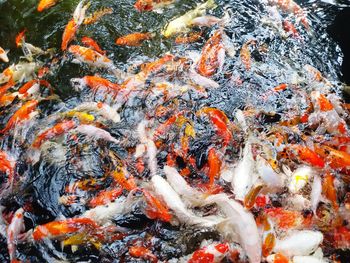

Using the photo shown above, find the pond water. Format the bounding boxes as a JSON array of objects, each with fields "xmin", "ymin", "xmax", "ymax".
[{"xmin": 0, "ymin": 0, "xmax": 350, "ymax": 262}]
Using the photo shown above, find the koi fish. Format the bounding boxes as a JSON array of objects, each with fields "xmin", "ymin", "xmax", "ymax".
[
  {"xmin": 71, "ymin": 75, "xmax": 121, "ymax": 94},
  {"xmin": 74, "ymin": 124, "xmax": 119, "ymax": 144},
  {"xmin": 61, "ymin": 111, "xmax": 95, "ymax": 123},
  {"xmin": 204, "ymin": 194, "xmax": 261, "ymax": 263},
  {"xmin": 37, "ymin": 0, "xmax": 59, "ymax": 12},
  {"xmin": 111, "ymin": 168, "xmax": 137, "ymax": 191},
  {"xmin": 189, "ymin": 243, "xmax": 230, "ymax": 263},
  {"xmin": 15, "ymin": 29, "xmax": 26, "ymax": 48},
  {"xmin": 129, "ymin": 246, "xmax": 158, "ymax": 263},
  {"xmin": 0, "ymin": 79, "xmax": 15, "ymax": 99},
  {"xmin": 0, "ymin": 151, "xmax": 15, "ymax": 187},
  {"xmin": 143, "ymin": 189, "xmax": 172, "ymax": 222},
  {"xmin": 273, "ymin": 230, "xmax": 323, "ymax": 257},
  {"xmin": 88, "ymin": 187, "xmax": 123, "ymax": 207},
  {"xmin": 0, "ymin": 100, "xmax": 38, "ymax": 134},
  {"xmin": 266, "ymin": 207, "xmax": 312, "ymax": 230},
  {"xmin": 240, "ymin": 40, "xmax": 256, "ymax": 71},
  {"xmin": 322, "ymin": 172, "xmax": 338, "ymax": 210},
  {"xmin": 288, "ymin": 145, "xmax": 325, "ymax": 168},
  {"xmin": 83, "ymin": 7, "xmax": 113, "ymax": 25},
  {"xmin": 197, "ymin": 107, "xmax": 233, "ymax": 146},
  {"xmin": 0, "ymin": 62, "xmax": 38, "ymax": 85},
  {"xmin": 268, "ymin": 0, "xmax": 309, "ymax": 29},
  {"xmin": 0, "ymin": 47, "xmax": 9, "ymax": 63},
  {"xmin": 61, "ymin": 0, "xmax": 89, "ymax": 50},
  {"xmin": 68, "ymin": 45, "xmax": 116, "ymax": 71},
  {"xmin": 115, "ymin": 32, "xmax": 153, "ymax": 47},
  {"xmin": 175, "ymin": 31, "xmax": 202, "ymax": 44},
  {"xmin": 32, "ymin": 217, "xmax": 100, "ymax": 240},
  {"xmin": 7, "ymin": 208, "xmax": 25, "ymax": 263},
  {"xmin": 81, "ymin": 36, "xmax": 106, "ymax": 55},
  {"xmin": 162, "ymin": 0, "xmax": 217, "ymax": 38},
  {"xmin": 207, "ymin": 148, "xmax": 222, "ymax": 187},
  {"xmin": 32, "ymin": 120, "xmax": 76, "ymax": 148},
  {"xmin": 134, "ymin": 0, "xmax": 175, "ymax": 12},
  {"xmin": 197, "ymin": 30, "xmax": 225, "ymax": 77},
  {"xmin": 283, "ymin": 20, "xmax": 300, "ymax": 38},
  {"xmin": 72, "ymin": 102, "xmax": 120, "ymax": 123},
  {"xmin": 314, "ymin": 145, "xmax": 350, "ymax": 169}
]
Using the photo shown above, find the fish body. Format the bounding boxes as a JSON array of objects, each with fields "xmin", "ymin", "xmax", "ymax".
[
  {"xmin": 37, "ymin": 0, "xmax": 59, "ymax": 12},
  {"xmin": 88, "ymin": 188, "xmax": 123, "ymax": 207},
  {"xmin": 61, "ymin": 0, "xmax": 89, "ymax": 50},
  {"xmin": 0, "ymin": 47, "xmax": 9, "ymax": 63},
  {"xmin": 115, "ymin": 32, "xmax": 153, "ymax": 47},
  {"xmin": 7, "ymin": 208, "xmax": 25, "ymax": 262},
  {"xmin": 71, "ymin": 75, "xmax": 121, "ymax": 94},
  {"xmin": 68, "ymin": 45, "xmax": 114, "ymax": 69},
  {"xmin": 0, "ymin": 100, "xmax": 38, "ymax": 134},
  {"xmin": 83, "ymin": 7, "xmax": 113, "ymax": 25},
  {"xmin": 81, "ymin": 36, "xmax": 106, "ymax": 55},
  {"xmin": 197, "ymin": 30, "xmax": 225, "ymax": 77},
  {"xmin": 72, "ymin": 102, "xmax": 120, "ymax": 123},
  {"xmin": 74, "ymin": 124, "xmax": 119, "ymax": 144},
  {"xmin": 189, "ymin": 243, "xmax": 230, "ymax": 263},
  {"xmin": 32, "ymin": 120, "xmax": 76, "ymax": 148},
  {"xmin": 134, "ymin": 0, "xmax": 175, "ymax": 12},
  {"xmin": 162, "ymin": 0, "xmax": 217, "ymax": 37}
]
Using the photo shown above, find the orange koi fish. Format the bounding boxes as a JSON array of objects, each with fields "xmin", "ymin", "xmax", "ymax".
[
  {"xmin": 0, "ymin": 151, "xmax": 15, "ymax": 186},
  {"xmin": 0, "ymin": 47, "xmax": 9, "ymax": 63},
  {"xmin": 143, "ymin": 189, "xmax": 172, "ymax": 222},
  {"xmin": 111, "ymin": 168, "xmax": 137, "ymax": 191},
  {"xmin": 71, "ymin": 75, "xmax": 121, "ymax": 95},
  {"xmin": 197, "ymin": 30, "xmax": 225, "ymax": 77},
  {"xmin": 315, "ymin": 145, "xmax": 350, "ymax": 169},
  {"xmin": 37, "ymin": 0, "xmax": 59, "ymax": 12},
  {"xmin": 134, "ymin": 0, "xmax": 174, "ymax": 12},
  {"xmin": 323, "ymin": 172, "xmax": 338, "ymax": 210},
  {"xmin": 269, "ymin": 0, "xmax": 309, "ymax": 29},
  {"xmin": 32, "ymin": 217, "xmax": 99, "ymax": 240},
  {"xmin": 288, "ymin": 145, "xmax": 325, "ymax": 168},
  {"xmin": 0, "ymin": 100, "xmax": 38, "ymax": 134},
  {"xmin": 32, "ymin": 120, "xmax": 76, "ymax": 148},
  {"xmin": 15, "ymin": 29, "xmax": 26, "ymax": 47},
  {"xmin": 83, "ymin": 7, "xmax": 113, "ymax": 25},
  {"xmin": 7, "ymin": 208, "xmax": 25, "ymax": 263},
  {"xmin": 0, "ymin": 93, "xmax": 16, "ymax": 107},
  {"xmin": 197, "ymin": 107, "xmax": 233, "ymax": 146},
  {"xmin": 129, "ymin": 246, "xmax": 158, "ymax": 263},
  {"xmin": 68, "ymin": 45, "xmax": 114, "ymax": 69},
  {"xmin": 61, "ymin": 0, "xmax": 89, "ymax": 50},
  {"xmin": 88, "ymin": 187, "xmax": 123, "ymax": 207},
  {"xmin": 240, "ymin": 40, "xmax": 256, "ymax": 71},
  {"xmin": 265, "ymin": 207, "xmax": 312, "ymax": 230},
  {"xmin": 207, "ymin": 148, "xmax": 221, "ymax": 187},
  {"xmin": 115, "ymin": 32, "xmax": 153, "ymax": 47},
  {"xmin": 189, "ymin": 243, "xmax": 229, "ymax": 263},
  {"xmin": 175, "ymin": 31, "xmax": 202, "ymax": 44},
  {"xmin": 0, "ymin": 79, "xmax": 15, "ymax": 98},
  {"xmin": 244, "ymin": 184, "xmax": 264, "ymax": 209},
  {"xmin": 81, "ymin": 36, "xmax": 106, "ymax": 55}
]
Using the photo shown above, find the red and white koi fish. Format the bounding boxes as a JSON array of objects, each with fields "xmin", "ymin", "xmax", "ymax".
[
  {"xmin": 268, "ymin": 0, "xmax": 309, "ymax": 29},
  {"xmin": 189, "ymin": 242, "xmax": 230, "ymax": 263},
  {"xmin": 71, "ymin": 75, "xmax": 121, "ymax": 95},
  {"xmin": 7, "ymin": 208, "xmax": 25, "ymax": 263},
  {"xmin": 0, "ymin": 47, "xmax": 9, "ymax": 63}
]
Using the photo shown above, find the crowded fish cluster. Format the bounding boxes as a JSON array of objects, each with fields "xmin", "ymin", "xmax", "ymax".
[{"xmin": 0, "ymin": 0, "xmax": 349, "ymax": 262}]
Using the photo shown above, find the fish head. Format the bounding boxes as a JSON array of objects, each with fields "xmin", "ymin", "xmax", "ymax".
[
  {"xmin": 70, "ymin": 78, "xmax": 85, "ymax": 91},
  {"xmin": 134, "ymin": 0, "xmax": 153, "ymax": 12}
]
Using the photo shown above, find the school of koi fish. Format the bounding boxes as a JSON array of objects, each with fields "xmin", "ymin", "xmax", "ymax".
[{"xmin": 0, "ymin": 0, "xmax": 349, "ymax": 262}]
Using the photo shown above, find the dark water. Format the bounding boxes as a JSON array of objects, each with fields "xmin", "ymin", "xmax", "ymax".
[{"xmin": 0, "ymin": 0, "xmax": 349, "ymax": 262}]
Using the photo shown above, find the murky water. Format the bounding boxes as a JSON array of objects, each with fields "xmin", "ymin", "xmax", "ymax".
[{"xmin": 0, "ymin": 0, "xmax": 350, "ymax": 262}]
